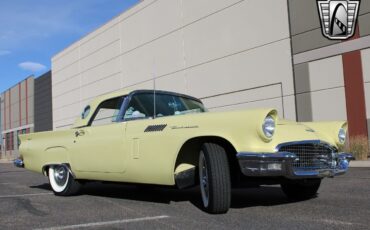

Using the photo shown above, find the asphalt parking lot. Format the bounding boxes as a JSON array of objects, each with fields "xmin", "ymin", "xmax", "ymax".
[{"xmin": 0, "ymin": 163, "xmax": 369, "ymax": 230}]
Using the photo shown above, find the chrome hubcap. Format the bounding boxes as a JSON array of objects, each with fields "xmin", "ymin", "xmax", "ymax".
[
  {"xmin": 199, "ymin": 152, "xmax": 209, "ymax": 207},
  {"xmin": 53, "ymin": 166, "xmax": 68, "ymax": 187}
]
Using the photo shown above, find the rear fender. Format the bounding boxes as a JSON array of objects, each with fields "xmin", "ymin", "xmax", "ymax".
[{"xmin": 41, "ymin": 146, "xmax": 72, "ymax": 176}]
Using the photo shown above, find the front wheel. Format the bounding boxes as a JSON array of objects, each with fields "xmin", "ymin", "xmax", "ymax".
[
  {"xmin": 199, "ymin": 143, "xmax": 231, "ymax": 214},
  {"xmin": 48, "ymin": 165, "xmax": 81, "ymax": 196},
  {"xmin": 281, "ymin": 178, "xmax": 321, "ymax": 200}
]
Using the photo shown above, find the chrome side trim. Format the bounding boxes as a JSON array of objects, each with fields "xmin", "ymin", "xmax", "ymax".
[
  {"xmin": 338, "ymin": 153, "xmax": 355, "ymax": 161},
  {"xmin": 237, "ymin": 152, "xmax": 297, "ymax": 160}
]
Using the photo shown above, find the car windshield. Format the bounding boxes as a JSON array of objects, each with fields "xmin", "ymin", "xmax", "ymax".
[
  {"xmin": 155, "ymin": 93, "xmax": 207, "ymax": 117},
  {"xmin": 124, "ymin": 92, "xmax": 207, "ymax": 120}
]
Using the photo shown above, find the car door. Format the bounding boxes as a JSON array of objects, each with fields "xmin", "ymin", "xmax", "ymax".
[
  {"xmin": 123, "ymin": 92, "xmax": 200, "ymax": 185},
  {"xmin": 70, "ymin": 96, "xmax": 128, "ymax": 173},
  {"xmin": 123, "ymin": 92, "xmax": 174, "ymax": 184}
]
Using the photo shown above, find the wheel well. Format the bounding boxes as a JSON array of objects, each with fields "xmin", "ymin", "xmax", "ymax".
[
  {"xmin": 175, "ymin": 136, "xmax": 240, "ymax": 186},
  {"xmin": 42, "ymin": 163, "xmax": 75, "ymax": 178},
  {"xmin": 42, "ymin": 165, "xmax": 53, "ymax": 176}
]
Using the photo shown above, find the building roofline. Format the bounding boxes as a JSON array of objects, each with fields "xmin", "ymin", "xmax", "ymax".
[
  {"xmin": 1, "ymin": 75, "xmax": 34, "ymax": 95},
  {"xmin": 35, "ymin": 70, "xmax": 52, "ymax": 80},
  {"xmin": 51, "ymin": 0, "xmax": 145, "ymax": 60},
  {"xmin": 1, "ymin": 70, "xmax": 51, "ymax": 95}
]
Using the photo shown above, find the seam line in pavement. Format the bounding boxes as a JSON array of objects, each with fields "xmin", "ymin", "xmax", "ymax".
[
  {"xmin": 0, "ymin": 193, "xmax": 53, "ymax": 198},
  {"xmin": 33, "ymin": 215, "xmax": 170, "ymax": 230}
]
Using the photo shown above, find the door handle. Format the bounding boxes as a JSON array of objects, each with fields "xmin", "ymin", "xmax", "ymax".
[{"xmin": 75, "ymin": 130, "xmax": 85, "ymax": 137}]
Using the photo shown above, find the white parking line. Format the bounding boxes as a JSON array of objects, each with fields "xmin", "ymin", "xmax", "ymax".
[
  {"xmin": 34, "ymin": 215, "xmax": 170, "ymax": 230},
  {"xmin": 0, "ymin": 193, "xmax": 53, "ymax": 198}
]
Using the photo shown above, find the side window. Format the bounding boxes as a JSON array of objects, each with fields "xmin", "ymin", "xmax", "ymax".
[
  {"xmin": 90, "ymin": 97, "xmax": 124, "ymax": 126},
  {"xmin": 155, "ymin": 94, "xmax": 177, "ymax": 117},
  {"xmin": 155, "ymin": 94, "xmax": 206, "ymax": 117},
  {"xmin": 124, "ymin": 93, "xmax": 154, "ymax": 120}
]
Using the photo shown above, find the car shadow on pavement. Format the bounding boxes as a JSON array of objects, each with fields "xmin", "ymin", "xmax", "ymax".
[
  {"xmin": 229, "ymin": 187, "xmax": 300, "ymax": 208},
  {"xmin": 30, "ymin": 182, "xmax": 307, "ymax": 211},
  {"xmin": 31, "ymin": 182, "xmax": 303, "ymax": 211},
  {"xmin": 30, "ymin": 183, "xmax": 51, "ymax": 191}
]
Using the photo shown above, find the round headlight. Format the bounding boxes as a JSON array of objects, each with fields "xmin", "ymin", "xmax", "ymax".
[
  {"xmin": 338, "ymin": 128, "xmax": 346, "ymax": 144},
  {"xmin": 262, "ymin": 115, "xmax": 276, "ymax": 138}
]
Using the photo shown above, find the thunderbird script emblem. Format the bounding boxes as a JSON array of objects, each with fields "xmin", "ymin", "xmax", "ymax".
[{"xmin": 317, "ymin": 0, "xmax": 360, "ymax": 40}]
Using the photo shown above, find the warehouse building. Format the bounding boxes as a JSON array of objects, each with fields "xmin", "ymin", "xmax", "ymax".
[
  {"xmin": 0, "ymin": 71, "xmax": 53, "ymax": 158},
  {"xmin": 52, "ymin": 0, "xmax": 297, "ymax": 130},
  {"xmin": 51, "ymin": 0, "xmax": 370, "ymax": 144},
  {"xmin": 2, "ymin": 0, "xmax": 370, "ymax": 161}
]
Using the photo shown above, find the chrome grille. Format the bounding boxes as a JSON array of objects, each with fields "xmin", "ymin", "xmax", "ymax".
[{"xmin": 279, "ymin": 143, "xmax": 335, "ymax": 169}]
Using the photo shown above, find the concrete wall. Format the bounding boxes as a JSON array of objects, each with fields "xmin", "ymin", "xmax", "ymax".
[
  {"xmin": 290, "ymin": 0, "xmax": 370, "ymax": 143},
  {"xmin": 359, "ymin": 0, "xmax": 370, "ymax": 37},
  {"xmin": 287, "ymin": 0, "xmax": 369, "ymax": 52},
  {"xmin": 288, "ymin": 0, "xmax": 340, "ymax": 55},
  {"xmin": 294, "ymin": 55, "xmax": 347, "ymax": 122},
  {"xmin": 360, "ymin": 0, "xmax": 370, "ymax": 137},
  {"xmin": 362, "ymin": 47, "xmax": 370, "ymax": 137},
  {"xmin": 52, "ymin": 0, "xmax": 295, "ymax": 130}
]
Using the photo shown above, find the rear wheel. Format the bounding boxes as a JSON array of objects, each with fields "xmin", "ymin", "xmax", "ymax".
[
  {"xmin": 48, "ymin": 165, "xmax": 81, "ymax": 196},
  {"xmin": 281, "ymin": 178, "xmax": 321, "ymax": 200},
  {"xmin": 199, "ymin": 143, "xmax": 231, "ymax": 214}
]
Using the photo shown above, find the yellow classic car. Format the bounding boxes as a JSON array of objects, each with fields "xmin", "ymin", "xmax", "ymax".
[{"xmin": 15, "ymin": 89, "xmax": 354, "ymax": 214}]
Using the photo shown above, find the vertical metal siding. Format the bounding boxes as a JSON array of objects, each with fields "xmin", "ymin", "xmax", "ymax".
[{"xmin": 34, "ymin": 71, "xmax": 53, "ymax": 132}]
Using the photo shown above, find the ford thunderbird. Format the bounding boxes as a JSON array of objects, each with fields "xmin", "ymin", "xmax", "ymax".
[{"xmin": 15, "ymin": 89, "xmax": 354, "ymax": 213}]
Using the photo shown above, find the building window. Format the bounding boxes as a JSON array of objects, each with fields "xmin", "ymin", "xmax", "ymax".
[
  {"xmin": 5, "ymin": 132, "xmax": 14, "ymax": 151},
  {"xmin": 16, "ymin": 129, "xmax": 28, "ymax": 150},
  {"xmin": 10, "ymin": 132, "xmax": 14, "ymax": 151},
  {"xmin": 5, "ymin": 133, "xmax": 10, "ymax": 151}
]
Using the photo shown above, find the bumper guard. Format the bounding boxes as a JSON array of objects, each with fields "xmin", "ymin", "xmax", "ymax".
[{"xmin": 237, "ymin": 152, "xmax": 354, "ymax": 179}]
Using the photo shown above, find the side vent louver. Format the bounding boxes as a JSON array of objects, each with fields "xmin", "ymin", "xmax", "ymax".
[{"xmin": 144, "ymin": 124, "xmax": 167, "ymax": 132}]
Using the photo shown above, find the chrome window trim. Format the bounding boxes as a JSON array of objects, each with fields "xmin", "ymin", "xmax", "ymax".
[{"xmin": 120, "ymin": 90, "xmax": 206, "ymax": 122}]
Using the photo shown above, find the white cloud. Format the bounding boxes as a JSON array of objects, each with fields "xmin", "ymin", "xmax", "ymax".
[
  {"xmin": 0, "ymin": 50, "xmax": 11, "ymax": 56},
  {"xmin": 18, "ymin": 62, "xmax": 47, "ymax": 72}
]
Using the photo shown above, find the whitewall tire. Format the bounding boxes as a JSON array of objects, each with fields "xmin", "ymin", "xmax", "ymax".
[{"xmin": 48, "ymin": 165, "xmax": 81, "ymax": 196}]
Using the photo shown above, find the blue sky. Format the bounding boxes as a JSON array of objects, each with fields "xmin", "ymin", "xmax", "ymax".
[{"xmin": 0, "ymin": 0, "xmax": 139, "ymax": 93}]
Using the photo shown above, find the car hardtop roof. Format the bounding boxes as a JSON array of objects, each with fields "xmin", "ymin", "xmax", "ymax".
[
  {"xmin": 73, "ymin": 89, "xmax": 202, "ymax": 128},
  {"xmin": 92, "ymin": 89, "xmax": 202, "ymax": 107},
  {"xmin": 129, "ymin": 89, "xmax": 202, "ymax": 102}
]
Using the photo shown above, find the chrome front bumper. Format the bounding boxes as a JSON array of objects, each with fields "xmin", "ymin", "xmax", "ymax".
[{"xmin": 237, "ymin": 152, "xmax": 354, "ymax": 179}]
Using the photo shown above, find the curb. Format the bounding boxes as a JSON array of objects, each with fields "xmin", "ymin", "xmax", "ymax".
[
  {"xmin": 350, "ymin": 160, "xmax": 370, "ymax": 168},
  {"xmin": 0, "ymin": 159, "xmax": 13, "ymax": 164}
]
